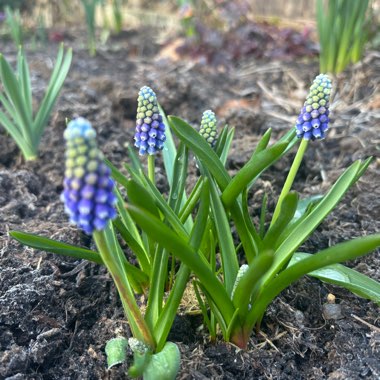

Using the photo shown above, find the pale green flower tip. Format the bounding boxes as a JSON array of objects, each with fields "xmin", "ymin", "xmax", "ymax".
[
  {"xmin": 199, "ymin": 109, "xmax": 218, "ymax": 147},
  {"xmin": 65, "ymin": 117, "xmax": 96, "ymax": 141},
  {"xmin": 232, "ymin": 264, "xmax": 249, "ymax": 297}
]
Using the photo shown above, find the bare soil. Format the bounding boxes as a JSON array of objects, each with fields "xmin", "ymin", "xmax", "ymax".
[{"xmin": 0, "ymin": 29, "xmax": 379, "ymax": 379}]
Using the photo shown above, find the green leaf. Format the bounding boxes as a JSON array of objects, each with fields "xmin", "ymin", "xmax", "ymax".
[
  {"xmin": 292, "ymin": 195, "xmax": 323, "ymax": 223},
  {"xmin": 259, "ymin": 192, "xmax": 268, "ymax": 239},
  {"xmin": 216, "ymin": 126, "xmax": 235, "ymax": 166},
  {"xmin": 169, "ymin": 116, "xmax": 258, "ymax": 260},
  {"xmin": 246, "ymin": 234, "xmax": 380, "ymax": 331},
  {"xmin": 168, "ymin": 142, "xmax": 188, "ymax": 213},
  {"xmin": 10, "ymin": 231, "xmax": 103, "ymax": 264},
  {"xmin": 113, "ymin": 217, "xmax": 151, "ymax": 275},
  {"xmin": 114, "ymin": 186, "xmax": 146, "ymax": 249},
  {"xmin": 214, "ymin": 124, "xmax": 229, "ymax": 156},
  {"xmin": 126, "ymin": 144, "xmax": 144, "ymax": 173},
  {"xmin": 209, "ymin": 178, "xmax": 239, "ymax": 295},
  {"xmin": 253, "ymin": 128, "xmax": 272, "ymax": 155},
  {"xmin": 178, "ymin": 177, "xmax": 203, "ymax": 223},
  {"xmin": 169, "ymin": 116, "xmax": 257, "ymax": 260},
  {"xmin": 105, "ymin": 337, "xmax": 128, "ymax": 369},
  {"xmin": 153, "ymin": 179, "xmax": 211, "ymax": 350},
  {"xmin": 261, "ymin": 160, "xmax": 365, "ymax": 288},
  {"xmin": 232, "ymin": 251, "xmax": 274, "ymax": 315},
  {"xmin": 137, "ymin": 174, "xmax": 191, "ymax": 239},
  {"xmin": 169, "ymin": 115, "xmax": 230, "ymax": 189},
  {"xmin": 126, "ymin": 180, "xmax": 161, "ymax": 219},
  {"xmin": 11, "ymin": 230, "xmax": 148, "ymax": 287},
  {"xmin": 143, "ymin": 342, "xmax": 181, "ymax": 380},
  {"xmin": 241, "ymin": 187, "xmax": 261, "ymax": 244},
  {"xmin": 222, "ymin": 141, "xmax": 289, "ymax": 207},
  {"xmin": 106, "ymin": 158, "xmax": 130, "ymax": 189},
  {"xmin": 33, "ymin": 45, "xmax": 72, "ymax": 141},
  {"xmin": 290, "ymin": 252, "xmax": 380, "ymax": 304},
  {"xmin": 159, "ymin": 103, "xmax": 177, "ymax": 188},
  {"xmin": 17, "ymin": 47, "xmax": 33, "ymax": 121},
  {"xmin": 192, "ymin": 280, "xmax": 215, "ymax": 337},
  {"xmin": 0, "ymin": 110, "xmax": 33, "ymax": 158},
  {"xmin": 0, "ymin": 53, "xmax": 32, "ymax": 138},
  {"xmin": 126, "ymin": 204, "xmax": 236, "ymax": 325},
  {"xmin": 188, "ymin": 178, "xmax": 210, "ymax": 250},
  {"xmin": 262, "ymin": 192, "xmax": 298, "ymax": 250}
]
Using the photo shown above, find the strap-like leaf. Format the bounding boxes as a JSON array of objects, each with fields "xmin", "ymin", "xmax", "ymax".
[
  {"xmin": 153, "ymin": 179, "xmax": 211, "ymax": 349},
  {"xmin": 0, "ymin": 53, "xmax": 32, "ymax": 140},
  {"xmin": 17, "ymin": 48, "xmax": 33, "ymax": 121},
  {"xmin": 209, "ymin": 178, "xmax": 239, "ymax": 295},
  {"xmin": 290, "ymin": 252, "xmax": 380, "ymax": 304},
  {"xmin": 246, "ymin": 234, "xmax": 380, "ymax": 331},
  {"xmin": 232, "ymin": 251, "xmax": 274, "ymax": 313},
  {"xmin": 10, "ymin": 230, "xmax": 103, "ymax": 264},
  {"xmin": 260, "ymin": 160, "xmax": 364, "ymax": 287},
  {"xmin": 127, "ymin": 204, "xmax": 236, "ymax": 324},
  {"xmin": 222, "ymin": 141, "xmax": 289, "ymax": 207},
  {"xmin": 262, "ymin": 192, "xmax": 298, "ymax": 250},
  {"xmin": 168, "ymin": 142, "xmax": 188, "ymax": 213},
  {"xmin": 33, "ymin": 45, "xmax": 72, "ymax": 140},
  {"xmin": 169, "ymin": 115, "xmax": 231, "ymax": 189}
]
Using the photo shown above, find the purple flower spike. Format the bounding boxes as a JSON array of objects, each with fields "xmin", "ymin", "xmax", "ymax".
[
  {"xmin": 295, "ymin": 74, "xmax": 332, "ymax": 140},
  {"xmin": 199, "ymin": 110, "xmax": 218, "ymax": 147},
  {"xmin": 134, "ymin": 86, "xmax": 166, "ymax": 156},
  {"xmin": 61, "ymin": 117, "xmax": 117, "ymax": 234}
]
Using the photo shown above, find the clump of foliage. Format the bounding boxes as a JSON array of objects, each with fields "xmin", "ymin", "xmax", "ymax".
[
  {"xmin": 317, "ymin": 0, "xmax": 372, "ymax": 73},
  {"xmin": 80, "ymin": 0, "xmax": 103, "ymax": 56},
  {"xmin": 4, "ymin": 6, "xmax": 23, "ymax": 46},
  {"xmin": 12, "ymin": 75, "xmax": 380, "ymax": 378},
  {"xmin": 0, "ymin": 44, "xmax": 72, "ymax": 160}
]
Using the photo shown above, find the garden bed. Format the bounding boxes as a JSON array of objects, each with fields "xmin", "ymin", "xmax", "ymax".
[{"xmin": 0, "ymin": 30, "xmax": 379, "ymax": 379}]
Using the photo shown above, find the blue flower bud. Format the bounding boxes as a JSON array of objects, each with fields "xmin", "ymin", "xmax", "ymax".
[
  {"xmin": 295, "ymin": 74, "xmax": 332, "ymax": 140},
  {"xmin": 134, "ymin": 86, "xmax": 166, "ymax": 155},
  {"xmin": 61, "ymin": 118, "xmax": 117, "ymax": 235},
  {"xmin": 199, "ymin": 110, "xmax": 218, "ymax": 147}
]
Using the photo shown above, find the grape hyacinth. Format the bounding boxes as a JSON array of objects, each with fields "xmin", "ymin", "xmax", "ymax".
[
  {"xmin": 134, "ymin": 86, "xmax": 166, "ymax": 155},
  {"xmin": 61, "ymin": 118, "xmax": 117, "ymax": 235},
  {"xmin": 295, "ymin": 74, "xmax": 332, "ymax": 140},
  {"xmin": 199, "ymin": 110, "xmax": 218, "ymax": 147}
]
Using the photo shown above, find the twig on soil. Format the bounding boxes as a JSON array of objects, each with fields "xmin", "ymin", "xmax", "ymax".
[
  {"xmin": 261, "ymin": 110, "xmax": 294, "ymax": 124},
  {"xmin": 256, "ymin": 330, "xmax": 286, "ymax": 353},
  {"xmin": 257, "ymin": 80, "xmax": 299, "ymax": 112},
  {"xmin": 351, "ymin": 314, "xmax": 380, "ymax": 333},
  {"xmin": 60, "ymin": 260, "xmax": 88, "ymax": 278},
  {"xmin": 68, "ymin": 320, "xmax": 80, "ymax": 350}
]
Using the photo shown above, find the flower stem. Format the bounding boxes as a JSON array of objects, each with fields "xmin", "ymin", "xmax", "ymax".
[
  {"xmin": 271, "ymin": 138, "xmax": 309, "ymax": 227},
  {"xmin": 148, "ymin": 154, "xmax": 155, "ymax": 184},
  {"xmin": 93, "ymin": 230, "xmax": 156, "ymax": 349}
]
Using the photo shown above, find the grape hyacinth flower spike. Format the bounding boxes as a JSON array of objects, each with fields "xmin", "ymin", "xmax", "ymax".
[
  {"xmin": 134, "ymin": 86, "xmax": 166, "ymax": 156},
  {"xmin": 62, "ymin": 117, "xmax": 117, "ymax": 235},
  {"xmin": 199, "ymin": 110, "xmax": 218, "ymax": 147},
  {"xmin": 295, "ymin": 74, "xmax": 332, "ymax": 140},
  {"xmin": 271, "ymin": 74, "xmax": 332, "ymax": 225}
]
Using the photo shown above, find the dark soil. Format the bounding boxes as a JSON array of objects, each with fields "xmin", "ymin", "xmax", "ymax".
[{"xmin": 0, "ymin": 29, "xmax": 379, "ymax": 380}]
